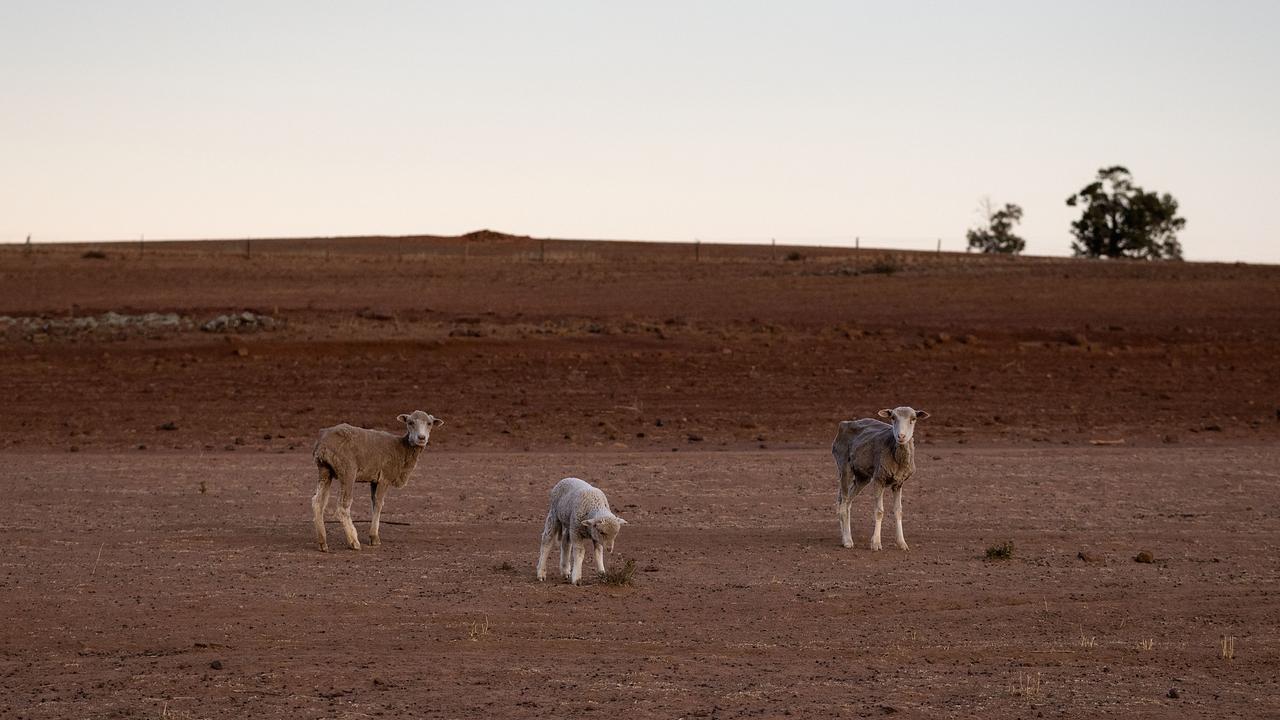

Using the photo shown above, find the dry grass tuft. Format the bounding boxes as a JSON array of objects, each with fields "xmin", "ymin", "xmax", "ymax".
[
  {"xmin": 985, "ymin": 541, "xmax": 1014, "ymax": 560},
  {"xmin": 1011, "ymin": 671, "xmax": 1042, "ymax": 699},
  {"xmin": 467, "ymin": 617, "xmax": 490, "ymax": 642},
  {"xmin": 600, "ymin": 559, "xmax": 638, "ymax": 587},
  {"xmin": 1220, "ymin": 635, "xmax": 1235, "ymax": 660}
]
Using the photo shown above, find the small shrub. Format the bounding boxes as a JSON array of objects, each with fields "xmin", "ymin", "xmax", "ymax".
[
  {"xmin": 866, "ymin": 259, "xmax": 900, "ymax": 275},
  {"xmin": 600, "ymin": 559, "xmax": 637, "ymax": 587},
  {"xmin": 985, "ymin": 541, "xmax": 1014, "ymax": 560},
  {"xmin": 82, "ymin": 250, "xmax": 108, "ymax": 260},
  {"xmin": 491, "ymin": 560, "xmax": 515, "ymax": 574},
  {"xmin": 784, "ymin": 251, "xmax": 803, "ymax": 262}
]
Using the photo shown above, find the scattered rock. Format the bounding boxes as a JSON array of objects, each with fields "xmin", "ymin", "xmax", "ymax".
[
  {"xmin": 209, "ymin": 660, "xmax": 223, "ymax": 670},
  {"xmin": 1167, "ymin": 688, "xmax": 1179, "ymax": 699},
  {"xmin": 356, "ymin": 308, "xmax": 395, "ymax": 321},
  {"xmin": 157, "ymin": 421, "xmax": 178, "ymax": 431},
  {"xmin": 1203, "ymin": 423, "xmax": 1223, "ymax": 432},
  {"xmin": 201, "ymin": 311, "xmax": 278, "ymax": 333},
  {"xmin": 1077, "ymin": 550, "xmax": 1102, "ymax": 563},
  {"xmin": 0, "ymin": 311, "xmax": 187, "ymax": 340},
  {"xmin": 687, "ymin": 433, "xmax": 704, "ymax": 443},
  {"xmin": 1134, "ymin": 550, "xmax": 1155, "ymax": 563}
]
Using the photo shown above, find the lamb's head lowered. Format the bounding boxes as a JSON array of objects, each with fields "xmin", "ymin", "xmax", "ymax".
[
  {"xmin": 582, "ymin": 515, "xmax": 627, "ymax": 553},
  {"xmin": 397, "ymin": 411, "xmax": 444, "ymax": 448},
  {"xmin": 877, "ymin": 406, "xmax": 930, "ymax": 444}
]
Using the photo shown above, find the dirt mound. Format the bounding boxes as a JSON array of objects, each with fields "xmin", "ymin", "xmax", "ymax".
[{"xmin": 457, "ymin": 228, "xmax": 531, "ymax": 243}]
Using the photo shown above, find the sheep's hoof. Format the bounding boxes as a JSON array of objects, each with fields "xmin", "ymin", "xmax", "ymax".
[
  {"xmin": 348, "ymin": 542, "xmax": 361, "ymax": 551},
  {"xmin": 841, "ymin": 539, "xmax": 854, "ymax": 549},
  {"xmin": 536, "ymin": 573, "xmax": 546, "ymax": 582},
  {"xmin": 897, "ymin": 541, "xmax": 910, "ymax": 551},
  {"xmin": 369, "ymin": 536, "xmax": 380, "ymax": 546},
  {"xmin": 318, "ymin": 543, "xmax": 329, "ymax": 553},
  {"xmin": 870, "ymin": 542, "xmax": 882, "ymax": 551}
]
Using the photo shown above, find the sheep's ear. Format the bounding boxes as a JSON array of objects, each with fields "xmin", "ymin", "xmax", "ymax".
[
  {"xmin": 397, "ymin": 414, "xmax": 410, "ymax": 423},
  {"xmin": 915, "ymin": 410, "xmax": 931, "ymax": 420},
  {"xmin": 431, "ymin": 416, "xmax": 445, "ymax": 427},
  {"xmin": 580, "ymin": 520, "xmax": 595, "ymax": 530},
  {"xmin": 877, "ymin": 409, "xmax": 892, "ymax": 418}
]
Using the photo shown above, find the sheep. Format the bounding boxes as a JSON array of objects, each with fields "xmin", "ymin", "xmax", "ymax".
[
  {"xmin": 536, "ymin": 477, "xmax": 628, "ymax": 585},
  {"xmin": 311, "ymin": 410, "xmax": 444, "ymax": 552},
  {"xmin": 832, "ymin": 406, "xmax": 930, "ymax": 551}
]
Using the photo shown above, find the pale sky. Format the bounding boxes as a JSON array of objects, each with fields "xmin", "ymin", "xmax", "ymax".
[{"xmin": 2, "ymin": 1, "xmax": 1277, "ymax": 262}]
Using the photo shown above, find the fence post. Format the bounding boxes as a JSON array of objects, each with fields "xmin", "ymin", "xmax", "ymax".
[
  {"xmin": 695, "ymin": 239, "xmax": 700, "ymax": 262},
  {"xmin": 855, "ymin": 236, "xmax": 860, "ymax": 251},
  {"xmin": 936, "ymin": 238, "xmax": 941, "ymax": 254},
  {"xmin": 25, "ymin": 233, "xmax": 32, "ymax": 254},
  {"xmin": 771, "ymin": 238, "xmax": 776, "ymax": 261},
  {"xmin": 245, "ymin": 238, "xmax": 252, "ymax": 259},
  {"xmin": 540, "ymin": 238, "xmax": 545, "ymax": 263}
]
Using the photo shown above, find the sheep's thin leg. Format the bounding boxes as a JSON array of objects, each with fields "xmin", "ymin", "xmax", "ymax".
[
  {"xmin": 893, "ymin": 487, "xmax": 909, "ymax": 551},
  {"xmin": 559, "ymin": 528, "xmax": 573, "ymax": 579},
  {"xmin": 593, "ymin": 541, "xmax": 606, "ymax": 574},
  {"xmin": 536, "ymin": 514, "xmax": 557, "ymax": 581},
  {"xmin": 837, "ymin": 464, "xmax": 863, "ymax": 549},
  {"xmin": 570, "ymin": 540, "xmax": 586, "ymax": 585},
  {"xmin": 369, "ymin": 481, "xmax": 389, "ymax": 546},
  {"xmin": 870, "ymin": 485, "xmax": 885, "ymax": 551},
  {"xmin": 337, "ymin": 476, "xmax": 361, "ymax": 551},
  {"xmin": 312, "ymin": 467, "xmax": 333, "ymax": 552}
]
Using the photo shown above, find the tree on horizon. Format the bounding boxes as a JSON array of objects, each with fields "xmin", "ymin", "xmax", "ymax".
[
  {"xmin": 966, "ymin": 198, "xmax": 1025, "ymax": 255},
  {"xmin": 1066, "ymin": 166, "xmax": 1185, "ymax": 260}
]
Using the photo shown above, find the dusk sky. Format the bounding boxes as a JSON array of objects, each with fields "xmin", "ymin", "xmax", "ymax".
[{"xmin": 2, "ymin": 1, "xmax": 1277, "ymax": 261}]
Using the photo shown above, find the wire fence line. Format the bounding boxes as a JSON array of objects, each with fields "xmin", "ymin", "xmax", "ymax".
[{"xmin": 1, "ymin": 232, "xmax": 1080, "ymax": 263}]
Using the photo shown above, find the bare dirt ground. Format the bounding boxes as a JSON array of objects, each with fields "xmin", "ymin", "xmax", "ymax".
[{"xmin": 1, "ymin": 235, "xmax": 1278, "ymax": 717}]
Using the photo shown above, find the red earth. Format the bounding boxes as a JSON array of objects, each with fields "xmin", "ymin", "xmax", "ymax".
[{"xmin": 1, "ymin": 235, "xmax": 1277, "ymax": 717}]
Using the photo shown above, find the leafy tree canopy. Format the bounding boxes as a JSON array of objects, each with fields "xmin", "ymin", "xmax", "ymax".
[
  {"xmin": 1066, "ymin": 166, "xmax": 1185, "ymax": 260},
  {"xmin": 966, "ymin": 199, "xmax": 1025, "ymax": 255}
]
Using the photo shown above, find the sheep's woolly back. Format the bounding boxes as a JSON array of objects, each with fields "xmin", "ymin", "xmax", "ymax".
[
  {"xmin": 833, "ymin": 418, "xmax": 915, "ymax": 484},
  {"xmin": 549, "ymin": 477, "xmax": 617, "ymax": 534},
  {"xmin": 313, "ymin": 423, "xmax": 423, "ymax": 488}
]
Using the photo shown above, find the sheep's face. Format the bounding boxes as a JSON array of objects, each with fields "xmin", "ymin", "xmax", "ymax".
[
  {"xmin": 878, "ymin": 406, "xmax": 930, "ymax": 444},
  {"xmin": 583, "ymin": 516, "xmax": 627, "ymax": 553},
  {"xmin": 397, "ymin": 411, "xmax": 444, "ymax": 448}
]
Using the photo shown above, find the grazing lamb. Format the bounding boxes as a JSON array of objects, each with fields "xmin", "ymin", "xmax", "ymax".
[
  {"xmin": 311, "ymin": 410, "xmax": 444, "ymax": 552},
  {"xmin": 536, "ymin": 477, "xmax": 627, "ymax": 585},
  {"xmin": 832, "ymin": 406, "xmax": 930, "ymax": 551}
]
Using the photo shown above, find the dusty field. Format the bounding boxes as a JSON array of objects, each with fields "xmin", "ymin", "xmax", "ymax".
[
  {"xmin": 3, "ymin": 448, "xmax": 1278, "ymax": 718},
  {"xmin": 1, "ymin": 235, "xmax": 1278, "ymax": 717}
]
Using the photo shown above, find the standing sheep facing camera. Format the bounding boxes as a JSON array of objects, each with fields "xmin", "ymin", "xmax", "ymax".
[
  {"xmin": 832, "ymin": 406, "xmax": 930, "ymax": 551},
  {"xmin": 311, "ymin": 410, "xmax": 444, "ymax": 552},
  {"xmin": 536, "ymin": 477, "xmax": 628, "ymax": 585}
]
